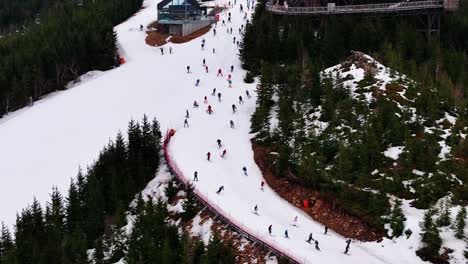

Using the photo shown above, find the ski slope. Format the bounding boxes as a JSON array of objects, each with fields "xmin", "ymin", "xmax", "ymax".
[{"xmin": 0, "ymin": 0, "xmax": 464, "ymax": 263}]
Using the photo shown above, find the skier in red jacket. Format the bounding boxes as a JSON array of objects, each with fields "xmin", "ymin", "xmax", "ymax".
[
  {"xmin": 207, "ymin": 152, "xmax": 211, "ymax": 161},
  {"xmin": 261, "ymin": 181, "xmax": 265, "ymax": 191},
  {"xmin": 221, "ymin": 149, "xmax": 227, "ymax": 158},
  {"xmin": 206, "ymin": 105, "xmax": 213, "ymax": 115},
  {"xmin": 217, "ymin": 68, "xmax": 223, "ymax": 77}
]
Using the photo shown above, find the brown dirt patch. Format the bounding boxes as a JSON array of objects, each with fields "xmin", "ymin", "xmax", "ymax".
[
  {"xmin": 253, "ymin": 141, "xmax": 384, "ymax": 242},
  {"xmin": 145, "ymin": 21, "xmax": 213, "ymax": 47}
]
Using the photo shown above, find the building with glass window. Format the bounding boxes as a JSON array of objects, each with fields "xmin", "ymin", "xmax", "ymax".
[{"xmin": 157, "ymin": 0, "xmax": 215, "ymax": 36}]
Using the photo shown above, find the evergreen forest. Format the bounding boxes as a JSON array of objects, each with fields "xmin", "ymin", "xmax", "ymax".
[{"xmin": 0, "ymin": 0, "xmax": 143, "ymax": 118}]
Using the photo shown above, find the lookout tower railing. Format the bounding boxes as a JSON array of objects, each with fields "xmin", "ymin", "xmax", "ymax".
[{"xmin": 266, "ymin": 0, "xmax": 458, "ymax": 15}]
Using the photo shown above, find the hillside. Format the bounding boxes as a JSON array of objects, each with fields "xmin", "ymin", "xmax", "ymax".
[{"xmin": 251, "ymin": 51, "xmax": 468, "ymax": 263}]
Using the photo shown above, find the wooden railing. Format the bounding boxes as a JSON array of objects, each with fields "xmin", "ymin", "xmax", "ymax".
[
  {"xmin": 163, "ymin": 130, "xmax": 302, "ymax": 264},
  {"xmin": 266, "ymin": 0, "xmax": 445, "ymax": 15}
]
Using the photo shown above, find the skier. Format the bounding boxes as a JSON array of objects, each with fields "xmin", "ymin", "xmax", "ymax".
[
  {"xmin": 228, "ymin": 79, "xmax": 232, "ymax": 88},
  {"xmin": 217, "ymin": 92, "xmax": 222, "ymax": 102},
  {"xmin": 344, "ymin": 239, "xmax": 351, "ymax": 254},
  {"xmin": 268, "ymin": 225, "xmax": 272, "ymax": 235},
  {"xmin": 207, "ymin": 152, "xmax": 211, "ymax": 161},
  {"xmin": 217, "ymin": 139, "xmax": 222, "ymax": 148},
  {"xmin": 284, "ymin": 229, "xmax": 289, "ymax": 238},
  {"xmin": 203, "ymin": 58, "xmax": 206, "ymax": 66},
  {"xmin": 230, "ymin": 27, "xmax": 233, "ymax": 34},
  {"xmin": 242, "ymin": 166, "xmax": 247, "ymax": 176},
  {"xmin": 169, "ymin": 46, "xmax": 173, "ymax": 54},
  {"xmin": 140, "ymin": 24, "xmax": 144, "ymax": 31},
  {"xmin": 195, "ymin": 79, "xmax": 200, "ymax": 86},
  {"xmin": 193, "ymin": 171, "xmax": 198, "ymax": 181},
  {"xmin": 240, "ymin": 4, "xmax": 244, "ymax": 12},
  {"xmin": 306, "ymin": 233, "xmax": 314, "ymax": 243},
  {"xmin": 254, "ymin": 205, "xmax": 258, "ymax": 214},
  {"xmin": 212, "ymin": 88, "xmax": 216, "ymax": 96},
  {"xmin": 233, "ymin": 36, "xmax": 236, "ymax": 43},
  {"xmin": 228, "ymin": 16, "xmax": 231, "ymax": 23},
  {"xmin": 221, "ymin": 149, "xmax": 227, "ymax": 158},
  {"xmin": 227, "ymin": 74, "xmax": 232, "ymax": 80},
  {"xmin": 228, "ymin": 12, "xmax": 231, "ymax": 18},
  {"xmin": 187, "ymin": 65, "xmax": 191, "ymax": 73},
  {"xmin": 213, "ymin": 28, "xmax": 216, "ymax": 35},
  {"xmin": 293, "ymin": 216, "xmax": 298, "ymax": 226},
  {"xmin": 236, "ymin": 41, "xmax": 240, "ymax": 47},
  {"xmin": 239, "ymin": 28, "xmax": 241, "ymax": 34},
  {"xmin": 216, "ymin": 185, "xmax": 224, "ymax": 194},
  {"xmin": 230, "ymin": 65, "xmax": 234, "ymax": 72},
  {"xmin": 193, "ymin": 100, "xmax": 199, "ymax": 108},
  {"xmin": 213, "ymin": 48, "xmax": 216, "ymax": 54},
  {"xmin": 261, "ymin": 181, "xmax": 265, "ymax": 191},
  {"xmin": 324, "ymin": 226, "xmax": 328, "ymax": 235},
  {"xmin": 205, "ymin": 65, "xmax": 209, "ymax": 73},
  {"xmin": 201, "ymin": 43, "xmax": 205, "ymax": 50},
  {"xmin": 230, "ymin": 120, "xmax": 235, "ymax": 128},
  {"xmin": 239, "ymin": 95, "xmax": 244, "ymax": 104},
  {"xmin": 184, "ymin": 119, "xmax": 189, "ymax": 128},
  {"xmin": 222, "ymin": 20, "xmax": 226, "ymax": 26},
  {"xmin": 186, "ymin": 109, "xmax": 190, "ymax": 118},
  {"xmin": 232, "ymin": 104, "xmax": 237, "ymax": 113},
  {"xmin": 315, "ymin": 240, "xmax": 320, "ymax": 251},
  {"xmin": 217, "ymin": 68, "xmax": 223, "ymax": 77},
  {"xmin": 160, "ymin": 47, "xmax": 164, "ymax": 55},
  {"xmin": 204, "ymin": 96, "xmax": 208, "ymax": 104},
  {"xmin": 206, "ymin": 105, "xmax": 213, "ymax": 115},
  {"xmin": 246, "ymin": 90, "xmax": 251, "ymax": 98},
  {"xmin": 202, "ymin": 38, "xmax": 206, "ymax": 44}
]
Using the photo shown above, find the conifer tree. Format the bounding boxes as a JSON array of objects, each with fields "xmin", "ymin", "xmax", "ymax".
[
  {"xmin": 93, "ymin": 238, "xmax": 105, "ymax": 264},
  {"xmin": 389, "ymin": 199, "xmax": 406, "ymax": 238},
  {"xmin": 454, "ymin": 207, "xmax": 467, "ymax": 239},
  {"xmin": 419, "ymin": 209, "xmax": 442, "ymax": 260},
  {"xmin": 182, "ymin": 184, "xmax": 198, "ymax": 221}
]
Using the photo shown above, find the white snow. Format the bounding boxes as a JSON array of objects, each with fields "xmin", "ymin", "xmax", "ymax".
[
  {"xmin": 412, "ymin": 169, "xmax": 425, "ymax": 176},
  {"xmin": 383, "ymin": 146, "xmax": 404, "ymax": 160},
  {"xmin": 0, "ymin": 0, "xmax": 465, "ymax": 263},
  {"xmin": 190, "ymin": 213, "xmax": 213, "ymax": 245}
]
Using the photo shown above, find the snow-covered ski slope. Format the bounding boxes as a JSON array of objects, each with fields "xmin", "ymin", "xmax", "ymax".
[{"xmin": 0, "ymin": 0, "xmax": 463, "ymax": 263}]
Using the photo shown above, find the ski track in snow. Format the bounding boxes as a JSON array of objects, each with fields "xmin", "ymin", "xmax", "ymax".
[{"xmin": 0, "ymin": 0, "xmax": 462, "ymax": 263}]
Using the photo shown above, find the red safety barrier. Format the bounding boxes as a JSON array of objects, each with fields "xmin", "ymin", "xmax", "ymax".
[{"xmin": 163, "ymin": 130, "xmax": 302, "ymax": 263}]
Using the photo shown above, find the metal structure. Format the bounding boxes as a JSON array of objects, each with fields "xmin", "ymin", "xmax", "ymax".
[
  {"xmin": 163, "ymin": 131, "xmax": 302, "ymax": 264},
  {"xmin": 266, "ymin": 0, "xmax": 458, "ymax": 15},
  {"xmin": 265, "ymin": 0, "xmax": 459, "ymax": 38}
]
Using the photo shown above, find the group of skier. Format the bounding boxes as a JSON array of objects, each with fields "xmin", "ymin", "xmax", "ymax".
[{"xmin": 177, "ymin": 3, "xmax": 356, "ymax": 258}]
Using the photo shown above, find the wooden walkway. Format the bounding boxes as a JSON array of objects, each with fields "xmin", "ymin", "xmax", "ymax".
[{"xmin": 266, "ymin": 0, "xmax": 452, "ymax": 16}]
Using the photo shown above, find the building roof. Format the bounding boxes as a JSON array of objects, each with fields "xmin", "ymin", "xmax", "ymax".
[{"xmin": 157, "ymin": 0, "xmax": 202, "ymax": 10}]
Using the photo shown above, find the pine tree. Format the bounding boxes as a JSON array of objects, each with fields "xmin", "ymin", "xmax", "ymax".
[
  {"xmin": 454, "ymin": 207, "xmax": 466, "ymax": 239},
  {"xmin": 436, "ymin": 200, "xmax": 451, "ymax": 227},
  {"xmin": 182, "ymin": 184, "xmax": 198, "ymax": 221},
  {"xmin": 0, "ymin": 223, "xmax": 14, "ymax": 263},
  {"xmin": 389, "ymin": 199, "xmax": 406, "ymax": 238},
  {"xmin": 93, "ymin": 238, "xmax": 105, "ymax": 264},
  {"xmin": 66, "ymin": 179, "xmax": 82, "ymax": 234},
  {"xmin": 418, "ymin": 209, "xmax": 442, "ymax": 261}
]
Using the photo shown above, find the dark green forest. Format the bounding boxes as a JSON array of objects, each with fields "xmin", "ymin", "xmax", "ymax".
[
  {"xmin": 241, "ymin": 1, "xmax": 467, "ymax": 262},
  {"xmin": 0, "ymin": 0, "xmax": 143, "ymax": 118}
]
